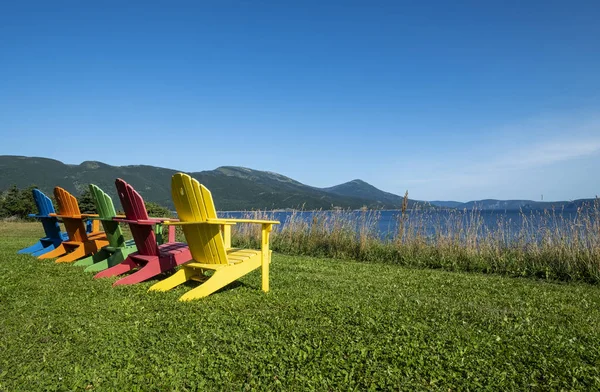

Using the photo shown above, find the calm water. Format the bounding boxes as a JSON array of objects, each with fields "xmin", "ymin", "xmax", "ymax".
[{"xmin": 221, "ymin": 209, "xmax": 591, "ymax": 240}]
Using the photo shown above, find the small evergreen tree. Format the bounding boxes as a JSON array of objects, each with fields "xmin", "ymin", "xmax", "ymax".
[
  {"xmin": 0, "ymin": 185, "xmax": 37, "ymax": 219},
  {"xmin": 0, "ymin": 190, "xmax": 6, "ymax": 217},
  {"xmin": 21, "ymin": 186, "xmax": 38, "ymax": 220},
  {"xmin": 77, "ymin": 188, "xmax": 97, "ymax": 214},
  {"xmin": 1, "ymin": 185, "xmax": 21, "ymax": 218}
]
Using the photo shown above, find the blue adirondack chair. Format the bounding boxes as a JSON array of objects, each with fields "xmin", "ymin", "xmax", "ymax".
[{"xmin": 17, "ymin": 189, "xmax": 70, "ymax": 256}]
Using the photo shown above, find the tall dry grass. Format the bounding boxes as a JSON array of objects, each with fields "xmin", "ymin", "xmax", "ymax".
[{"xmin": 229, "ymin": 197, "xmax": 600, "ymax": 283}]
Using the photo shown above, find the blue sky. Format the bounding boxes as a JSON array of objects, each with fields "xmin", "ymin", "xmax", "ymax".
[{"xmin": 1, "ymin": 1, "xmax": 599, "ymax": 201}]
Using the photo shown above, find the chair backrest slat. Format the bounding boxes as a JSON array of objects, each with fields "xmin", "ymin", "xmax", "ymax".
[
  {"xmin": 32, "ymin": 189, "xmax": 62, "ymax": 239},
  {"xmin": 115, "ymin": 178, "xmax": 158, "ymax": 256},
  {"xmin": 54, "ymin": 187, "xmax": 88, "ymax": 242},
  {"xmin": 89, "ymin": 184, "xmax": 125, "ymax": 248},
  {"xmin": 33, "ymin": 189, "xmax": 55, "ymax": 216},
  {"xmin": 171, "ymin": 173, "xmax": 227, "ymax": 265}
]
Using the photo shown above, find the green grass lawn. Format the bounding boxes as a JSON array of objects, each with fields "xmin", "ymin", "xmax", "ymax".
[{"xmin": 1, "ymin": 222, "xmax": 600, "ymax": 391}]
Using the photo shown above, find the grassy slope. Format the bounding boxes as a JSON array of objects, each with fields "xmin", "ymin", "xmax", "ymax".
[{"xmin": 1, "ymin": 223, "xmax": 600, "ymax": 391}]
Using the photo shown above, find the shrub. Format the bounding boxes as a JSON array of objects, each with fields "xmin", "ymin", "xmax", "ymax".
[{"xmin": 0, "ymin": 185, "xmax": 37, "ymax": 220}]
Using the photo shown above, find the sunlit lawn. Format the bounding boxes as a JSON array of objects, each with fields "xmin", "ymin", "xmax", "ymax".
[{"xmin": 1, "ymin": 222, "xmax": 599, "ymax": 390}]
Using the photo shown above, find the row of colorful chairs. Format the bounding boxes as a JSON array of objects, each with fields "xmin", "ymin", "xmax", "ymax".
[{"xmin": 18, "ymin": 173, "xmax": 279, "ymax": 301}]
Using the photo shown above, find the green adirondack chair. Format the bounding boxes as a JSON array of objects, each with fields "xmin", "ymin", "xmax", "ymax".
[{"xmin": 74, "ymin": 184, "xmax": 137, "ymax": 272}]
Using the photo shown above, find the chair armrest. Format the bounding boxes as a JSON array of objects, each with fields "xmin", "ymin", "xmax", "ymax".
[
  {"xmin": 149, "ymin": 217, "xmax": 180, "ymax": 223},
  {"xmin": 113, "ymin": 218, "xmax": 155, "ymax": 225},
  {"xmin": 163, "ymin": 218, "xmax": 279, "ymax": 226},
  {"xmin": 84, "ymin": 216, "xmax": 106, "ymax": 221},
  {"xmin": 139, "ymin": 218, "xmax": 179, "ymax": 224},
  {"xmin": 49, "ymin": 213, "xmax": 100, "ymax": 221},
  {"xmin": 113, "ymin": 217, "xmax": 179, "ymax": 225},
  {"xmin": 219, "ymin": 218, "xmax": 280, "ymax": 225},
  {"xmin": 163, "ymin": 219, "xmax": 236, "ymax": 226},
  {"xmin": 50, "ymin": 213, "xmax": 83, "ymax": 219}
]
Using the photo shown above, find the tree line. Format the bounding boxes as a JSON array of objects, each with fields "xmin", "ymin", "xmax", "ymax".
[{"xmin": 0, "ymin": 185, "xmax": 172, "ymax": 219}]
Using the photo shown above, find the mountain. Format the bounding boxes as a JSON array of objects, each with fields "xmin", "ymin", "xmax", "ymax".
[
  {"xmin": 429, "ymin": 199, "xmax": 597, "ymax": 211},
  {"xmin": 459, "ymin": 200, "xmax": 545, "ymax": 210},
  {"xmin": 321, "ymin": 179, "xmax": 421, "ymax": 208},
  {"xmin": 428, "ymin": 201, "xmax": 463, "ymax": 208},
  {"xmin": 4, "ymin": 156, "xmax": 593, "ymax": 212},
  {"xmin": 0, "ymin": 156, "xmax": 178, "ymax": 207},
  {"xmin": 0, "ymin": 156, "xmax": 423, "ymax": 211},
  {"xmin": 191, "ymin": 166, "xmax": 418, "ymax": 210}
]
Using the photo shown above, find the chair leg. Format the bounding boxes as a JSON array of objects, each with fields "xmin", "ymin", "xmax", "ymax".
[
  {"xmin": 179, "ymin": 260, "xmax": 260, "ymax": 301},
  {"xmin": 84, "ymin": 248, "xmax": 126, "ymax": 273},
  {"xmin": 74, "ymin": 248, "xmax": 110, "ymax": 267},
  {"xmin": 38, "ymin": 244, "xmax": 67, "ymax": 260},
  {"xmin": 17, "ymin": 241, "xmax": 44, "ymax": 255},
  {"xmin": 84, "ymin": 258, "xmax": 110, "ymax": 273},
  {"xmin": 112, "ymin": 246, "xmax": 137, "ymax": 267},
  {"xmin": 31, "ymin": 244, "xmax": 58, "ymax": 257},
  {"xmin": 148, "ymin": 267, "xmax": 198, "ymax": 292},
  {"xmin": 93, "ymin": 257, "xmax": 139, "ymax": 279},
  {"xmin": 113, "ymin": 259, "xmax": 164, "ymax": 286},
  {"xmin": 73, "ymin": 254, "xmax": 94, "ymax": 267},
  {"xmin": 55, "ymin": 245, "xmax": 87, "ymax": 263}
]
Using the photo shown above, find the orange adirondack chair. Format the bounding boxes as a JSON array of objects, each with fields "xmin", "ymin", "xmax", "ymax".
[{"xmin": 38, "ymin": 187, "xmax": 109, "ymax": 263}]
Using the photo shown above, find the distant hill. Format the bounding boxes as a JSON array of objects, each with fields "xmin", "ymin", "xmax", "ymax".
[
  {"xmin": 3, "ymin": 156, "xmax": 594, "ymax": 211},
  {"xmin": 429, "ymin": 199, "xmax": 597, "ymax": 211},
  {"xmin": 0, "ymin": 156, "xmax": 424, "ymax": 211},
  {"xmin": 194, "ymin": 166, "xmax": 421, "ymax": 210},
  {"xmin": 321, "ymin": 179, "xmax": 421, "ymax": 208},
  {"xmin": 0, "ymin": 156, "xmax": 178, "ymax": 207},
  {"xmin": 427, "ymin": 200, "xmax": 464, "ymax": 209}
]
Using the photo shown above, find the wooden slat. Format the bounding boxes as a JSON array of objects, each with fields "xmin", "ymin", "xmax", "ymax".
[
  {"xmin": 116, "ymin": 178, "xmax": 158, "ymax": 256},
  {"xmin": 221, "ymin": 218, "xmax": 280, "ymax": 225}
]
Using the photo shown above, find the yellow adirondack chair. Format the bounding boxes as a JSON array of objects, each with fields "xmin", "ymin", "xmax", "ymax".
[{"xmin": 148, "ymin": 173, "xmax": 279, "ymax": 301}]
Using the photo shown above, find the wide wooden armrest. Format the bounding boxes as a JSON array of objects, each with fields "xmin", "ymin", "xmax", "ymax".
[
  {"xmin": 86, "ymin": 215, "xmax": 123, "ymax": 221},
  {"xmin": 112, "ymin": 217, "xmax": 179, "ymax": 225},
  {"xmin": 163, "ymin": 218, "xmax": 279, "ymax": 225},
  {"xmin": 49, "ymin": 213, "xmax": 99, "ymax": 220},
  {"xmin": 150, "ymin": 217, "xmax": 179, "ymax": 223},
  {"xmin": 113, "ymin": 218, "xmax": 154, "ymax": 225},
  {"xmin": 138, "ymin": 219, "xmax": 165, "ymax": 225},
  {"xmin": 163, "ymin": 218, "xmax": 235, "ymax": 226},
  {"xmin": 28, "ymin": 214, "xmax": 50, "ymax": 218},
  {"xmin": 50, "ymin": 213, "xmax": 83, "ymax": 219},
  {"xmin": 219, "ymin": 218, "xmax": 280, "ymax": 225}
]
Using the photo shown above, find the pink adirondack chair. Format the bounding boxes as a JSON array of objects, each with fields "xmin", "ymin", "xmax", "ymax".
[{"xmin": 93, "ymin": 178, "xmax": 191, "ymax": 286}]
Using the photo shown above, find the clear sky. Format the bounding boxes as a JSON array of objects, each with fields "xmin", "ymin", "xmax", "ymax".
[{"xmin": 1, "ymin": 1, "xmax": 599, "ymax": 202}]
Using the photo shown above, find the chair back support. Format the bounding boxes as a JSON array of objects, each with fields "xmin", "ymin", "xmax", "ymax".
[
  {"xmin": 33, "ymin": 188, "xmax": 56, "ymax": 216},
  {"xmin": 115, "ymin": 178, "xmax": 158, "ymax": 256},
  {"xmin": 32, "ymin": 189, "xmax": 62, "ymax": 239},
  {"xmin": 171, "ymin": 173, "xmax": 227, "ymax": 265},
  {"xmin": 54, "ymin": 187, "xmax": 88, "ymax": 242},
  {"xmin": 89, "ymin": 184, "xmax": 125, "ymax": 248}
]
